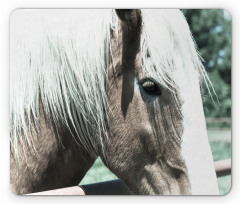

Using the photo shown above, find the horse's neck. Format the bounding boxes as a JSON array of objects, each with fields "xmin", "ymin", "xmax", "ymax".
[{"xmin": 10, "ymin": 103, "xmax": 95, "ymax": 194}]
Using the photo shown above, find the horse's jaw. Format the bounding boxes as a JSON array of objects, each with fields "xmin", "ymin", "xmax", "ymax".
[{"xmin": 124, "ymin": 162, "xmax": 191, "ymax": 195}]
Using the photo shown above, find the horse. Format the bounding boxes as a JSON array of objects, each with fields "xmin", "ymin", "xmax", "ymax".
[{"xmin": 10, "ymin": 9, "xmax": 219, "ymax": 195}]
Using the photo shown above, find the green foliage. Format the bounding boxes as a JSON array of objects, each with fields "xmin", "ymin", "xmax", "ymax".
[
  {"xmin": 183, "ymin": 9, "xmax": 231, "ymax": 118},
  {"xmin": 218, "ymin": 175, "xmax": 231, "ymax": 195},
  {"xmin": 210, "ymin": 142, "xmax": 231, "ymax": 161},
  {"xmin": 80, "ymin": 157, "xmax": 117, "ymax": 185}
]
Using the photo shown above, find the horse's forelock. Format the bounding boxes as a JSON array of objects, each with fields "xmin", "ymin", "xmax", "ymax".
[{"xmin": 140, "ymin": 9, "xmax": 211, "ymax": 91}]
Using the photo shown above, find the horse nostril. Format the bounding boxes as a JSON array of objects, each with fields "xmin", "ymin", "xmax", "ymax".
[
  {"xmin": 165, "ymin": 159, "xmax": 185, "ymax": 180},
  {"xmin": 172, "ymin": 168, "xmax": 183, "ymax": 180}
]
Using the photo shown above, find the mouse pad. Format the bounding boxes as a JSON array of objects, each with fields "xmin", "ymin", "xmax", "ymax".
[{"xmin": 10, "ymin": 9, "xmax": 231, "ymax": 195}]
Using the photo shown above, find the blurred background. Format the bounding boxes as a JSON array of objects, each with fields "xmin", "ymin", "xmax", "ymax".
[{"xmin": 80, "ymin": 9, "xmax": 232, "ymax": 195}]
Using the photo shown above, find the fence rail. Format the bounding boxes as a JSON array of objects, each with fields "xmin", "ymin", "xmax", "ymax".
[
  {"xmin": 30, "ymin": 159, "xmax": 231, "ymax": 195},
  {"xmin": 206, "ymin": 117, "xmax": 231, "ymax": 124},
  {"xmin": 215, "ymin": 159, "xmax": 231, "ymax": 177}
]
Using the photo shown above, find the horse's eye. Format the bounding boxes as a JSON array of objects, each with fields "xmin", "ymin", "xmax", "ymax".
[{"xmin": 141, "ymin": 79, "xmax": 161, "ymax": 96}]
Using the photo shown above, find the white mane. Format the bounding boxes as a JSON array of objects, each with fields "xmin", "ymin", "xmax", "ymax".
[
  {"xmin": 10, "ymin": 9, "xmax": 118, "ymax": 158},
  {"xmin": 10, "ymin": 9, "xmax": 210, "ymax": 158},
  {"xmin": 141, "ymin": 10, "xmax": 210, "ymax": 89}
]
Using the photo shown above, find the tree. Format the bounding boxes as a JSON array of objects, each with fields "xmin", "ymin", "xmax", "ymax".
[{"xmin": 183, "ymin": 9, "xmax": 231, "ymax": 118}]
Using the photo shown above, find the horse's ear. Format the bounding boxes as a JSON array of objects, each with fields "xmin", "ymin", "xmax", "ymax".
[{"xmin": 115, "ymin": 9, "xmax": 141, "ymax": 28}]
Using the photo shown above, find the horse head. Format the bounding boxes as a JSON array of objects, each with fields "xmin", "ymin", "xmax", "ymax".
[{"xmin": 99, "ymin": 9, "xmax": 219, "ymax": 195}]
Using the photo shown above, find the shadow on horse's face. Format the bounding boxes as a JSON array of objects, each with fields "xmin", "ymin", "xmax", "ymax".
[{"xmin": 100, "ymin": 10, "xmax": 191, "ymax": 195}]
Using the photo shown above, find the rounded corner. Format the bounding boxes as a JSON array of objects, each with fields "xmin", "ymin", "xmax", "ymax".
[
  {"xmin": 9, "ymin": 185, "xmax": 21, "ymax": 196},
  {"xmin": 220, "ymin": 182, "xmax": 232, "ymax": 196},
  {"xmin": 222, "ymin": 9, "xmax": 232, "ymax": 21},
  {"xmin": 9, "ymin": 8, "xmax": 23, "ymax": 20}
]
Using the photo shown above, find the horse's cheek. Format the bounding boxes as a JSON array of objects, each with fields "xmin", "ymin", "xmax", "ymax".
[{"xmin": 103, "ymin": 91, "xmax": 157, "ymax": 179}]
